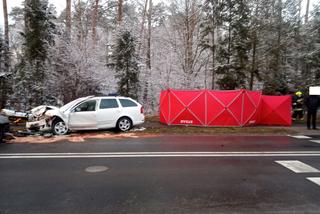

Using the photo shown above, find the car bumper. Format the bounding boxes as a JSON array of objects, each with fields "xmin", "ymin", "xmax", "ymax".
[
  {"xmin": 133, "ymin": 119, "xmax": 145, "ymax": 126},
  {"xmin": 26, "ymin": 119, "xmax": 51, "ymax": 131}
]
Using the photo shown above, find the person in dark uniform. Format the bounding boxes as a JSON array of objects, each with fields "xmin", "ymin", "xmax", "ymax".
[
  {"xmin": 305, "ymin": 94, "xmax": 320, "ymax": 130},
  {"xmin": 292, "ymin": 91, "xmax": 304, "ymax": 120}
]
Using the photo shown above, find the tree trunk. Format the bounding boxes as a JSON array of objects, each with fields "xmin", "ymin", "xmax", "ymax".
[
  {"xmin": 1, "ymin": 0, "xmax": 10, "ymax": 108},
  {"xmin": 227, "ymin": 3, "xmax": 232, "ymax": 66},
  {"xmin": 305, "ymin": 0, "xmax": 310, "ymax": 23},
  {"xmin": 146, "ymin": 0, "xmax": 152, "ymax": 69},
  {"xmin": 77, "ymin": 0, "xmax": 84, "ymax": 47},
  {"xmin": 211, "ymin": 0, "xmax": 217, "ymax": 90},
  {"xmin": 275, "ymin": 0, "xmax": 282, "ymax": 76},
  {"xmin": 143, "ymin": 0, "xmax": 152, "ymax": 107},
  {"xmin": 66, "ymin": 0, "xmax": 71, "ymax": 39},
  {"xmin": 2, "ymin": 0, "xmax": 9, "ymax": 49},
  {"xmin": 138, "ymin": 0, "xmax": 148, "ymax": 53},
  {"xmin": 117, "ymin": 0, "xmax": 123, "ymax": 25},
  {"xmin": 2, "ymin": 0, "xmax": 9, "ymax": 71},
  {"xmin": 249, "ymin": 32, "xmax": 257, "ymax": 90},
  {"xmin": 184, "ymin": 0, "xmax": 196, "ymax": 86},
  {"xmin": 91, "ymin": 0, "xmax": 99, "ymax": 44}
]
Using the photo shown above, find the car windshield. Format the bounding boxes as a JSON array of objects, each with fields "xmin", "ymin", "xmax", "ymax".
[{"xmin": 60, "ymin": 97, "xmax": 92, "ymax": 112}]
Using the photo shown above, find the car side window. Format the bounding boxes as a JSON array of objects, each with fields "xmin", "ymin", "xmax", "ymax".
[
  {"xmin": 100, "ymin": 99, "xmax": 119, "ymax": 109},
  {"xmin": 74, "ymin": 100, "xmax": 97, "ymax": 112},
  {"xmin": 119, "ymin": 99, "xmax": 137, "ymax": 107}
]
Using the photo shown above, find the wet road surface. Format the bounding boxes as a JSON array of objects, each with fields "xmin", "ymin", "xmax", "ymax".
[{"xmin": 1, "ymin": 135, "xmax": 320, "ymax": 213}]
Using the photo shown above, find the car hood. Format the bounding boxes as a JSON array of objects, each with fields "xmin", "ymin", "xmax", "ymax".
[
  {"xmin": 30, "ymin": 105, "xmax": 60, "ymax": 118},
  {"xmin": 44, "ymin": 109, "xmax": 64, "ymax": 118}
]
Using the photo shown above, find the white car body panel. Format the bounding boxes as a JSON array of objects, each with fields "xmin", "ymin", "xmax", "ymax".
[
  {"xmin": 68, "ymin": 111, "xmax": 97, "ymax": 129},
  {"xmin": 96, "ymin": 103, "xmax": 122, "ymax": 129}
]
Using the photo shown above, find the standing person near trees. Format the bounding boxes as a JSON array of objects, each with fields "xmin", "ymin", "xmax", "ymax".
[
  {"xmin": 305, "ymin": 93, "xmax": 320, "ymax": 130},
  {"xmin": 292, "ymin": 91, "xmax": 304, "ymax": 120}
]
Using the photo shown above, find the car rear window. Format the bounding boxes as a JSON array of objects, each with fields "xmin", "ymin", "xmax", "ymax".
[
  {"xmin": 119, "ymin": 99, "xmax": 138, "ymax": 107},
  {"xmin": 100, "ymin": 99, "xmax": 119, "ymax": 109}
]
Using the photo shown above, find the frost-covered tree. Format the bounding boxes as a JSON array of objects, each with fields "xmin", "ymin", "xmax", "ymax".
[
  {"xmin": 215, "ymin": 0, "xmax": 251, "ymax": 90},
  {"xmin": 113, "ymin": 29, "xmax": 140, "ymax": 99},
  {"xmin": 299, "ymin": 4, "xmax": 320, "ymax": 87},
  {"xmin": 200, "ymin": 0, "xmax": 223, "ymax": 89},
  {"xmin": 0, "ymin": 31, "xmax": 10, "ymax": 108},
  {"xmin": 11, "ymin": 0, "xmax": 56, "ymax": 109},
  {"xmin": 166, "ymin": 0, "xmax": 209, "ymax": 88}
]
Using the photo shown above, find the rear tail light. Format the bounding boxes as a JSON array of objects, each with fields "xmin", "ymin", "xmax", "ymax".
[{"xmin": 140, "ymin": 106, "xmax": 144, "ymax": 114}]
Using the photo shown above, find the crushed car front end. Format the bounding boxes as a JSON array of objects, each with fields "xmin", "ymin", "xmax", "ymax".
[{"xmin": 26, "ymin": 106, "xmax": 61, "ymax": 132}]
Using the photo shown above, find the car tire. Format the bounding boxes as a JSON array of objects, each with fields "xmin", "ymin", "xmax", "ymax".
[
  {"xmin": 117, "ymin": 117, "xmax": 132, "ymax": 132},
  {"xmin": 52, "ymin": 118, "xmax": 68, "ymax": 135}
]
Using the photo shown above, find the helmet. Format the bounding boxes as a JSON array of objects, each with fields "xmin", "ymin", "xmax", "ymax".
[{"xmin": 295, "ymin": 91, "xmax": 302, "ymax": 96}]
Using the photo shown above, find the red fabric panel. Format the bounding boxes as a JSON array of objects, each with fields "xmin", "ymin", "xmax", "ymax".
[
  {"xmin": 172, "ymin": 90, "xmax": 203, "ymax": 106},
  {"xmin": 246, "ymin": 90, "xmax": 261, "ymax": 107},
  {"xmin": 159, "ymin": 90, "xmax": 169, "ymax": 124},
  {"xmin": 168, "ymin": 90, "xmax": 185, "ymax": 124},
  {"xmin": 206, "ymin": 91, "xmax": 225, "ymax": 125},
  {"xmin": 188, "ymin": 91, "xmax": 206, "ymax": 125},
  {"xmin": 242, "ymin": 91, "xmax": 262, "ymax": 125},
  {"xmin": 210, "ymin": 110, "xmax": 240, "ymax": 126},
  {"xmin": 171, "ymin": 109, "xmax": 204, "ymax": 126},
  {"xmin": 159, "ymin": 89, "xmax": 291, "ymax": 127},
  {"xmin": 208, "ymin": 90, "xmax": 242, "ymax": 126},
  {"xmin": 259, "ymin": 96, "xmax": 292, "ymax": 126},
  {"xmin": 209, "ymin": 90, "xmax": 241, "ymax": 106},
  {"xmin": 227, "ymin": 92, "xmax": 243, "ymax": 125}
]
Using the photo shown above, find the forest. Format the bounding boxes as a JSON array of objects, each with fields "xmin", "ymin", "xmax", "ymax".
[{"xmin": 0, "ymin": 0, "xmax": 319, "ymax": 114}]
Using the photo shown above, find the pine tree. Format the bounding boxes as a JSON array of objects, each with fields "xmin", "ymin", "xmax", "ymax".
[
  {"xmin": 216, "ymin": 0, "xmax": 250, "ymax": 89},
  {"xmin": 304, "ymin": 5, "xmax": 320, "ymax": 86},
  {"xmin": 12, "ymin": 0, "xmax": 56, "ymax": 108},
  {"xmin": 0, "ymin": 32, "xmax": 8, "ymax": 108},
  {"xmin": 113, "ymin": 30, "xmax": 140, "ymax": 99}
]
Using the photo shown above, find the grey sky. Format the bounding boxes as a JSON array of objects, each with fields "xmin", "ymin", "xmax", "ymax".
[
  {"xmin": 0, "ymin": 0, "xmax": 317, "ymax": 29},
  {"xmin": 0, "ymin": 0, "xmax": 65, "ymax": 28},
  {"xmin": 0, "ymin": 0, "xmax": 166, "ymax": 28}
]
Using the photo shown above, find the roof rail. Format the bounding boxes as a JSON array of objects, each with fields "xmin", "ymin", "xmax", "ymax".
[{"xmin": 107, "ymin": 93, "xmax": 119, "ymax": 96}]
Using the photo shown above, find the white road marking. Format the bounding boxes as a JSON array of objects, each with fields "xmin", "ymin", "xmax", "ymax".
[
  {"xmin": 290, "ymin": 135, "xmax": 312, "ymax": 139},
  {"xmin": 275, "ymin": 160, "xmax": 320, "ymax": 173},
  {"xmin": 1, "ymin": 151, "xmax": 320, "ymax": 159},
  {"xmin": 310, "ymin": 140, "xmax": 320, "ymax": 144},
  {"xmin": 306, "ymin": 177, "xmax": 320, "ymax": 187}
]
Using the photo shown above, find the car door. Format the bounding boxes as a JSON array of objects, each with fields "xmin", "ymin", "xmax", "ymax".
[
  {"xmin": 96, "ymin": 98, "xmax": 122, "ymax": 128},
  {"xmin": 68, "ymin": 100, "xmax": 98, "ymax": 130}
]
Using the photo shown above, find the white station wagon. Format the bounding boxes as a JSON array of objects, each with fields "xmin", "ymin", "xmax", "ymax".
[{"xmin": 26, "ymin": 96, "xmax": 145, "ymax": 135}]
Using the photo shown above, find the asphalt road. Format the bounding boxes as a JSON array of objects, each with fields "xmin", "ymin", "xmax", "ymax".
[{"xmin": 1, "ymin": 135, "xmax": 320, "ymax": 214}]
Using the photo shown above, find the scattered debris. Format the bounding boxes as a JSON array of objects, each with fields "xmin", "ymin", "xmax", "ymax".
[
  {"xmin": 4, "ymin": 133, "xmax": 15, "ymax": 140},
  {"xmin": 14, "ymin": 131, "xmax": 33, "ymax": 137},
  {"xmin": 43, "ymin": 133, "xmax": 53, "ymax": 138},
  {"xmin": 131, "ymin": 127, "xmax": 146, "ymax": 132},
  {"xmin": 8, "ymin": 132, "xmax": 156, "ymax": 144}
]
